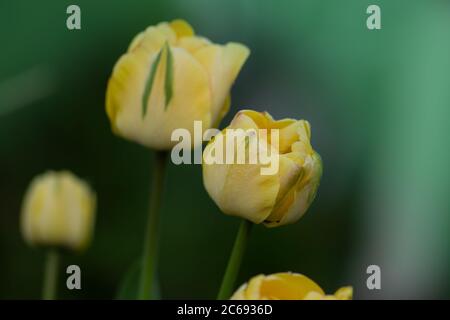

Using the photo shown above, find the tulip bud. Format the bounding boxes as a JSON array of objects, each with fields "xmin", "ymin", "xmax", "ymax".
[
  {"xmin": 231, "ymin": 272, "xmax": 352, "ymax": 300},
  {"xmin": 106, "ymin": 19, "xmax": 250, "ymax": 150},
  {"xmin": 202, "ymin": 110, "xmax": 322, "ymax": 227},
  {"xmin": 21, "ymin": 171, "xmax": 96, "ymax": 252}
]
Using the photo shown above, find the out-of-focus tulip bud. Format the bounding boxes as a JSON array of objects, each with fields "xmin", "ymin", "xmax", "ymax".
[
  {"xmin": 202, "ymin": 110, "xmax": 322, "ymax": 227},
  {"xmin": 231, "ymin": 272, "xmax": 352, "ymax": 300},
  {"xmin": 106, "ymin": 19, "xmax": 250, "ymax": 150},
  {"xmin": 21, "ymin": 171, "xmax": 96, "ymax": 252}
]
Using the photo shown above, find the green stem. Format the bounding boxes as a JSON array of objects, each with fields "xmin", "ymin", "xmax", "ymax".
[
  {"xmin": 138, "ymin": 151, "xmax": 168, "ymax": 300},
  {"xmin": 42, "ymin": 249, "xmax": 60, "ymax": 300},
  {"xmin": 217, "ymin": 219, "xmax": 253, "ymax": 300}
]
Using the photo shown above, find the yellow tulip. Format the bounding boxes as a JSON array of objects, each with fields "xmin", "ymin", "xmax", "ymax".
[
  {"xmin": 231, "ymin": 272, "xmax": 352, "ymax": 300},
  {"xmin": 106, "ymin": 19, "xmax": 250, "ymax": 150},
  {"xmin": 202, "ymin": 110, "xmax": 322, "ymax": 227},
  {"xmin": 21, "ymin": 171, "xmax": 96, "ymax": 252}
]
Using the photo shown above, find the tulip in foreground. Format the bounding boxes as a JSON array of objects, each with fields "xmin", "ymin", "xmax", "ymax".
[
  {"xmin": 21, "ymin": 171, "xmax": 96, "ymax": 299},
  {"xmin": 208, "ymin": 110, "xmax": 323, "ymax": 299},
  {"xmin": 231, "ymin": 272, "xmax": 352, "ymax": 300},
  {"xmin": 106, "ymin": 19, "xmax": 250, "ymax": 150},
  {"xmin": 203, "ymin": 110, "xmax": 322, "ymax": 228}
]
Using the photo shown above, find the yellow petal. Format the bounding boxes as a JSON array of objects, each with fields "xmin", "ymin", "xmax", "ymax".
[
  {"xmin": 256, "ymin": 273, "xmax": 324, "ymax": 300},
  {"xmin": 267, "ymin": 152, "xmax": 322, "ymax": 227},
  {"xmin": 233, "ymin": 110, "xmax": 302, "ymax": 153},
  {"xmin": 243, "ymin": 275, "xmax": 266, "ymax": 299},
  {"xmin": 229, "ymin": 109, "xmax": 269, "ymax": 129},
  {"xmin": 228, "ymin": 110, "xmax": 260, "ymax": 130},
  {"xmin": 278, "ymin": 121, "xmax": 304, "ymax": 153},
  {"xmin": 304, "ymin": 291, "xmax": 326, "ymax": 300},
  {"xmin": 291, "ymin": 120, "xmax": 313, "ymax": 155},
  {"xmin": 264, "ymin": 156, "xmax": 302, "ymax": 225},
  {"xmin": 170, "ymin": 19, "xmax": 195, "ymax": 38},
  {"xmin": 230, "ymin": 272, "xmax": 351, "ymax": 301},
  {"xmin": 177, "ymin": 36, "xmax": 211, "ymax": 54},
  {"xmin": 194, "ymin": 43, "xmax": 250, "ymax": 125},
  {"xmin": 334, "ymin": 286, "xmax": 353, "ymax": 300},
  {"xmin": 267, "ymin": 273, "xmax": 324, "ymax": 300},
  {"xmin": 21, "ymin": 171, "xmax": 96, "ymax": 252}
]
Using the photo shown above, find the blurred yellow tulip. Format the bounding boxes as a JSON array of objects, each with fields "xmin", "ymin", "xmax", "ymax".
[
  {"xmin": 21, "ymin": 171, "xmax": 96, "ymax": 252},
  {"xmin": 106, "ymin": 19, "xmax": 250, "ymax": 150},
  {"xmin": 202, "ymin": 110, "xmax": 322, "ymax": 227},
  {"xmin": 231, "ymin": 272, "xmax": 352, "ymax": 300}
]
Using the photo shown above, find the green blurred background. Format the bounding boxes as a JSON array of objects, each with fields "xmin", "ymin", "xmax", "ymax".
[{"xmin": 1, "ymin": 0, "xmax": 449, "ymax": 299}]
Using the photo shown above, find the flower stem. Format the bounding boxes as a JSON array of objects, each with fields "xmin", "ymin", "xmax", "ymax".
[
  {"xmin": 42, "ymin": 249, "xmax": 60, "ymax": 300},
  {"xmin": 138, "ymin": 150, "xmax": 168, "ymax": 300},
  {"xmin": 217, "ymin": 219, "xmax": 253, "ymax": 300}
]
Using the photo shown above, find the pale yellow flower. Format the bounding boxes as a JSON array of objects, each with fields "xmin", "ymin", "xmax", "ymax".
[
  {"xmin": 21, "ymin": 171, "xmax": 96, "ymax": 252},
  {"xmin": 202, "ymin": 110, "xmax": 322, "ymax": 227},
  {"xmin": 106, "ymin": 19, "xmax": 250, "ymax": 150},
  {"xmin": 231, "ymin": 272, "xmax": 352, "ymax": 300}
]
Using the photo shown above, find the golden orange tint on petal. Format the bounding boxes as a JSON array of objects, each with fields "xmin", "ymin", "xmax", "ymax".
[
  {"xmin": 334, "ymin": 286, "xmax": 353, "ymax": 300},
  {"xmin": 170, "ymin": 19, "xmax": 195, "ymax": 38}
]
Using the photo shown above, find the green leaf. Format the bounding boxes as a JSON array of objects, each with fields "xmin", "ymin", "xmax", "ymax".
[
  {"xmin": 163, "ymin": 42, "xmax": 174, "ymax": 109},
  {"xmin": 116, "ymin": 259, "xmax": 161, "ymax": 300},
  {"xmin": 142, "ymin": 48, "xmax": 163, "ymax": 118}
]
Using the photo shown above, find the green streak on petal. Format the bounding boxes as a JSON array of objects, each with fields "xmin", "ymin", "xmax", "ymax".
[
  {"xmin": 164, "ymin": 42, "xmax": 174, "ymax": 110},
  {"xmin": 142, "ymin": 48, "xmax": 163, "ymax": 118}
]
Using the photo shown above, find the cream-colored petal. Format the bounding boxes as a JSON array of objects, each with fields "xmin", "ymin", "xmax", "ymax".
[
  {"xmin": 21, "ymin": 171, "xmax": 95, "ymax": 251},
  {"xmin": 128, "ymin": 26, "xmax": 167, "ymax": 53},
  {"xmin": 203, "ymin": 165, "xmax": 279, "ymax": 223},
  {"xmin": 128, "ymin": 31, "xmax": 145, "ymax": 52},
  {"xmin": 267, "ymin": 152, "xmax": 322, "ymax": 227},
  {"xmin": 244, "ymin": 275, "xmax": 266, "ymax": 299},
  {"xmin": 218, "ymin": 164, "xmax": 278, "ymax": 223},
  {"xmin": 264, "ymin": 156, "xmax": 302, "ymax": 224},
  {"xmin": 107, "ymin": 45, "xmax": 212, "ymax": 150},
  {"xmin": 155, "ymin": 22, "xmax": 177, "ymax": 44},
  {"xmin": 274, "ymin": 156, "xmax": 303, "ymax": 203},
  {"xmin": 229, "ymin": 283, "xmax": 248, "ymax": 300},
  {"xmin": 203, "ymin": 128, "xmax": 279, "ymax": 223},
  {"xmin": 194, "ymin": 43, "xmax": 250, "ymax": 125},
  {"xmin": 202, "ymin": 134, "xmax": 229, "ymax": 207},
  {"xmin": 228, "ymin": 110, "xmax": 260, "ymax": 130},
  {"xmin": 212, "ymin": 94, "xmax": 231, "ymax": 128},
  {"xmin": 59, "ymin": 172, "xmax": 96, "ymax": 251}
]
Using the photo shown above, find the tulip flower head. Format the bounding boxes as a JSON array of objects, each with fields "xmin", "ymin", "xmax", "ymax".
[
  {"xmin": 231, "ymin": 272, "xmax": 352, "ymax": 300},
  {"xmin": 21, "ymin": 171, "xmax": 96, "ymax": 252},
  {"xmin": 202, "ymin": 110, "xmax": 322, "ymax": 227},
  {"xmin": 106, "ymin": 19, "xmax": 250, "ymax": 150}
]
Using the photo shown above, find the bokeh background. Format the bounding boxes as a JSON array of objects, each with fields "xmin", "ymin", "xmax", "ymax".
[{"xmin": 1, "ymin": 0, "xmax": 449, "ymax": 299}]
